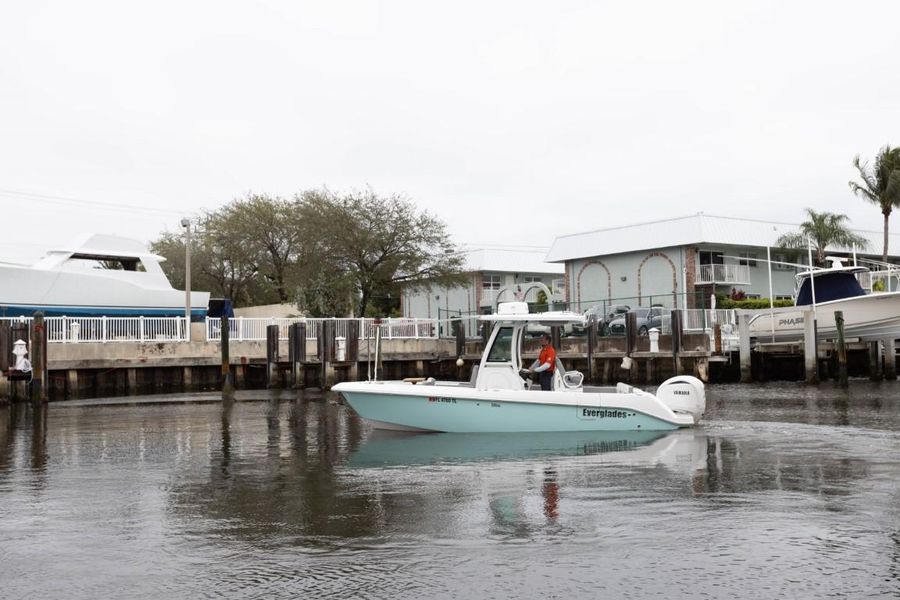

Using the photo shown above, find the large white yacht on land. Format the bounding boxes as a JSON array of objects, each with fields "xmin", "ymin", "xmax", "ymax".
[{"xmin": 0, "ymin": 234, "xmax": 209, "ymax": 318}]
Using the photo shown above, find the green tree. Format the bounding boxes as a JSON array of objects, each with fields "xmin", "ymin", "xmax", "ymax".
[
  {"xmin": 222, "ymin": 194, "xmax": 306, "ymax": 303},
  {"xmin": 775, "ymin": 208, "xmax": 868, "ymax": 267},
  {"xmin": 151, "ymin": 216, "xmax": 263, "ymax": 306},
  {"xmin": 849, "ymin": 145, "xmax": 900, "ymax": 263},
  {"xmin": 298, "ymin": 189, "xmax": 468, "ymax": 316},
  {"xmin": 198, "ymin": 211, "xmax": 267, "ymax": 305},
  {"xmin": 152, "ymin": 189, "xmax": 467, "ymax": 315}
]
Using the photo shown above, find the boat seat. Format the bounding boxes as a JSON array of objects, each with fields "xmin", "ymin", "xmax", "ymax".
[{"xmin": 554, "ymin": 358, "xmax": 584, "ymax": 390}]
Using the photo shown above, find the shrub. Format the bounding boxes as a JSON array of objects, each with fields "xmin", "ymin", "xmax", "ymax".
[{"xmin": 714, "ymin": 296, "xmax": 794, "ymax": 309}]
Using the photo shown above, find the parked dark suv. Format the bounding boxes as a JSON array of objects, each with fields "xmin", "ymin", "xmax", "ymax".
[{"xmin": 605, "ymin": 306, "xmax": 667, "ymax": 336}]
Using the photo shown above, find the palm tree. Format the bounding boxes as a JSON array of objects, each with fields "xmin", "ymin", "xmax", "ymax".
[
  {"xmin": 776, "ymin": 208, "xmax": 869, "ymax": 267},
  {"xmin": 849, "ymin": 145, "xmax": 900, "ymax": 263}
]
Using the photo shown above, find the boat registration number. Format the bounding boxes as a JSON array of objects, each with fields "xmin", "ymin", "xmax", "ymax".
[{"xmin": 427, "ymin": 397, "xmax": 456, "ymax": 404}]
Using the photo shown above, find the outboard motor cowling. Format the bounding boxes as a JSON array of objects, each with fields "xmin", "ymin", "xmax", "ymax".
[{"xmin": 656, "ymin": 376, "xmax": 706, "ymax": 423}]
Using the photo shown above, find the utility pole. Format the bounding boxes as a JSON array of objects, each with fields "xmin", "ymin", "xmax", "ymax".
[{"xmin": 181, "ymin": 218, "xmax": 192, "ymax": 342}]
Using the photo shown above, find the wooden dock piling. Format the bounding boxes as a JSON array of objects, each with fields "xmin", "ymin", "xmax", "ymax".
[
  {"xmin": 883, "ymin": 337, "xmax": 897, "ymax": 380},
  {"xmin": 738, "ymin": 313, "xmax": 751, "ymax": 383},
  {"xmin": 221, "ymin": 316, "xmax": 234, "ymax": 399},
  {"xmin": 455, "ymin": 323, "xmax": 465, "ymax": 359},
  {"xmin": 585, "ymin": 316, "xmax": 596, "ymax": 383},
  {"xmin": 802, "ymin": 308, "xmax": 818, "ymax": 384},
  {"xmin": 347, "ymin": 319, "xmax": 360, "ymax": 381},
  {"xmin": 624, "ymin": 312, "xmax": 637, "ymax": 356},
  {"xmin": 670, "ymin": 309, "xmax": 683, "ymax": 376},
  {"xmin": 835, "ymin": 310, "xmax": 848, "ymax": 387},
  {"xmin": 266, "ymin": 324, "xmax": 279, "ymax": 388},
  {"xmin": 868, "ymin": 341, "xmax": 881, "ymax": 381},
  {"xmin": 31, "ymin": 312, "xmax": 47, "ymax": 404},
  {"xmin": 288, "ymin": 322, "xmax": 306, "ymax": 388},
  {"xmin": 319, "ymin": 320, "xmax": 336, "ymax": 389}
]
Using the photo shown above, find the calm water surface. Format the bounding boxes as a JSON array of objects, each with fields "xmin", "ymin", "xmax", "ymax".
[{"xmin": 2, "ymin": 382, "xmax": 900, "ymax": 599}]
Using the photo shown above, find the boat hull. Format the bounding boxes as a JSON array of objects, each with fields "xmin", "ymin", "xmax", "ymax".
[
  {"xmin": 0, "ymin": 263, "xmax": 209, "ymax": 317},
  {"xmin": 333, "ymin": 382, "xmax": 692, "ymax": 433},
  {"xmin": 748, "ymin": 292, "xmax": 900, "ymax": 341}
]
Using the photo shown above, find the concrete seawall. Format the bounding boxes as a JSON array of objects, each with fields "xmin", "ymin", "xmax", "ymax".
[{"xmin": 1, "ymin": 331, "xmax": 894, "ymax": 402}]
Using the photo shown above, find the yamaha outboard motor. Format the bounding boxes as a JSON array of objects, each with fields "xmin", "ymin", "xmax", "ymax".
[{"xmin": 656, "ymin": 376, "xmax": 706, "ymax": 423}]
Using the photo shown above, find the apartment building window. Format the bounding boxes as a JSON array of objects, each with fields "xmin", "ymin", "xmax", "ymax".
[
  {"xmin": 483, "ymin": 274, "xmax": 501, "ymax": 290},
  {"xmin": 739, "ymin": 252, "xmax": 758, "ymax": 267},
  {"xmin": 523, "ymin": 276, "xmax": 542, "ymax": 283},
  {"xmin": 773, "ymin": 253, "xmax": 793, "ymax": 271}
]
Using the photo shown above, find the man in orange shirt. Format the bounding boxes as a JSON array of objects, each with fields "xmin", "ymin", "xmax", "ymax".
[{"xmin": 528, "ymin": 333, "xmax": 557, "ymax": 390}]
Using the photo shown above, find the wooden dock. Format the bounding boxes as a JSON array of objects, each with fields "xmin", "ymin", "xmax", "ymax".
[{"xmin": 1, "ymin": 314, "xmax": 897, "ymax": 403}]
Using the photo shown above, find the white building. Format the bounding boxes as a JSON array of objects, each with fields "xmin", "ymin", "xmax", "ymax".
[
  {"xmin": 401, "ymin": 246, "xmax": 565, "ymax": 329},
  {"xmin": 546, "ymin": 213, "xmax": 900, "ymax": 311}
]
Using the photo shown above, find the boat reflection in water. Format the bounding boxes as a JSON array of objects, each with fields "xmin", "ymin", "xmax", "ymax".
[
  {"xmin": 348, "ymin": 428, "xmax": 707, "ymax": 472},
  {"xmin": 349, "ymin": 428, "xmax": 709, "ymax": 534}
]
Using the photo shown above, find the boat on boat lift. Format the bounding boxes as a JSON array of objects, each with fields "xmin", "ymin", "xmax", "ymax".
[
  {"xmin": 747, "ymin": 256, "xmax": 900, "ymax": 341},
  {"xmin": 333, "ymin": 301, "xmax": 706, "ymax": 433}
]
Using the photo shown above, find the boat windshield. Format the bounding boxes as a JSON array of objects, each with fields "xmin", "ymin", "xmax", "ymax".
[
  {"xmin": 486, "ymin": 327, "xmax": 514, "ymax": 362},
  {"xmin": 796, "ymin": 272, "xmax": 866, "ymax": 305}
]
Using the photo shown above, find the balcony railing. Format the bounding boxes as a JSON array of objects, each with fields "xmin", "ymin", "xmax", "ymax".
[
  {"xmin": 857, "ymin": 269, "xmax": 900, "ymax": 293},
  {"xmin": 696, "ymin": 264, "xmax": 750, "ymax": 285}
]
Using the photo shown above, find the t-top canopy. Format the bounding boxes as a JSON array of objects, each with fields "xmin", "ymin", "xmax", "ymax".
[{"xmin": 480, "ymin": 302, "xmax": 586, "ymax": 325}]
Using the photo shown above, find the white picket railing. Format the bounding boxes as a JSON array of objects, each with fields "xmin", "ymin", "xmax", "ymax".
[
  {"xmin": 204, "ymin": 317, "xmax": 440, "ymax": 341},
  {"xmin": 682, "ymin": 309, "xmax": 737, "ymax": 332},
  {"xmin": 0, "ymin": 316, "xmax": 188, "ymax": 343},
  {"xmin": 657, "ymin": 309, "xmax": 737, "ymax": 335},
  {"xmin": 1, "ymin": 311, "xmax": 735, "ymax": 344}
]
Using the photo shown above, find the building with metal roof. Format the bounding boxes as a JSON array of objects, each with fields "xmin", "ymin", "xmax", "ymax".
[
  {"xmin": 401, "ymin": 246, "xmax": 565, "ymax": 330},
  {"xmin": 546, "ymin": 213, "xmax": 900, "ymax": 312}
]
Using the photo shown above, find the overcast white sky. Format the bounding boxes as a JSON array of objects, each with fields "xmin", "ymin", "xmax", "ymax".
[{"xmin": 1, "ymin": 0, "xmax": 898, "ymax": 263}]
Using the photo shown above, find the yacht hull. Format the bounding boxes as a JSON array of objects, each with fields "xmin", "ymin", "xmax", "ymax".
[
  {"xmin": 747, "ymin": 292, "xmax": 900, "ymax": 341},
  {"xmin": 0, "ymin": 263, "xmax": 209, "ymax": 317}
]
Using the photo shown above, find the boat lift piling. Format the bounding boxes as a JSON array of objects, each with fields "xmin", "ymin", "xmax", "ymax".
[
  {"xmin": 835, "ymin": 310, "xmax": 848, "ymax": 388},
  {"xmin": 867, "ymin": 341, "xmax": 881, "ymax": 381},
  {"xmin": 884, "ymin": 338, "xmax": 898, "ymax": 380},
  {"xmin": 802, "ymin": 308, "xmax": 818, "ymax": 384}
]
